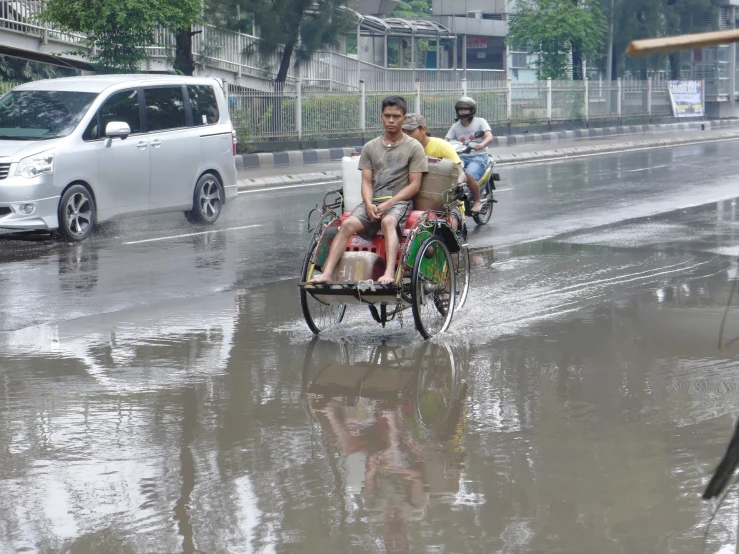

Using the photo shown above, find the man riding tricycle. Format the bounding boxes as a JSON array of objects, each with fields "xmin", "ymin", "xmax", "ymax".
[{"xmin": 297, "ymin": 96, "xmax": 493, "ymax": 339}]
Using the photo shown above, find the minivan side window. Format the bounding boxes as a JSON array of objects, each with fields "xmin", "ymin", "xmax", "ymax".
[
  {"xmin": 145, "ymin": 87, "xmax": 186, "ymax": 132},
  {"xmin": 84, "ymin": 89, "xmax": 141, "ymax": 141},
  {"xmin": 188, "ymin": 85, "xmax": 220, "ymax": 126}
]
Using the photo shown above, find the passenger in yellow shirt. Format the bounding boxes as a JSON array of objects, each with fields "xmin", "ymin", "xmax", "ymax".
[
  {"xmin": 402, "ymin": 113, "xmax": 466, "ymax": 229},
  {"xmin": 402, "ymin": 113, "xmax": 466, "ymax": 186}
]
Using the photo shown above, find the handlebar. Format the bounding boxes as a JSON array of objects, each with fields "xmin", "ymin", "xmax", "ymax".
[{"xmin": 451, "ymin": 137, "xmax": 485, "ymax": 155}]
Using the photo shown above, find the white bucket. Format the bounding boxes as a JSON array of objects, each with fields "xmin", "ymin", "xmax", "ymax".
[{"xmin": 342, "ymin": 155, "xmax": 362, "ymax": 213}]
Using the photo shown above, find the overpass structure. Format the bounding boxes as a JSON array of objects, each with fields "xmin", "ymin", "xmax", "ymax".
[{"xmin": 0, "ymin": 0, "xmax": 505, "ymax": 93}]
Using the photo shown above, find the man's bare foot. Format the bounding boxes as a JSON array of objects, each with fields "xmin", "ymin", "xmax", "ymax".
[
  {"xmin": 377, "ymin": 272, "xmax": 395, "ymax": 286},
  {"xmin": 310, "ymin": 271, "xmax": 334, "ymax": 284},
  {"xmin": 471, "ymin": 201, "xmax": 483, "ymax": 213}
]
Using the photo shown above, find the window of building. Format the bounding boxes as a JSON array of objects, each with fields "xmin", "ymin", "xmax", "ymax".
[{"xmin": 511, "ymin": 53, "xmax": 527, "ymax": 68}]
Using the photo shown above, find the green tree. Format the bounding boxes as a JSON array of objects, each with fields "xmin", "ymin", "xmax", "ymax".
[
  {"xmin": 607, "ymin": 0, "xmax": 666, "ymax": 78},
  {"xmin": 204, "ymin": 0, "xmax": 254, "ymax": 35},
  {"xmin": 0, "ymin": 56, "xmax": 76, "ymax": 82},
  {"xmin": 390, "ymin": 0, "xmax": 431, "ymax": 18},
  {"xmin": 42, "ymin": 0, "xmax": 200, "ymax": 73},
  {"xmin": 212, "ymin": 0, "xmax": 355, "ymax": 84},
  {"xmin": 599, "ymin": 0, "xmax": 719, "ymax": 79},
  {"xmin": 507, "ymin": 0, "xmax": 607, "ymax": 80},
  {"xmin": 664, "ymin": 0, "xmax": 720, "ymax": 79},
  {"xmin": 388, "ymin": 0, "xmax": 434, "ymax": 68}
]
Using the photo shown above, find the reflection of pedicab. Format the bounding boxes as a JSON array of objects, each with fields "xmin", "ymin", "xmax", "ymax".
[
  {"xmin": 301, "ymin": 339, "xmax": 466, "ymax": 433},
  {"xmin": 300, "ymin": 339, "xmax": 474, "ymax": 510},
  {"xmin": 298, "ymin": 156, "xmax": 472, "ymax": 339}
]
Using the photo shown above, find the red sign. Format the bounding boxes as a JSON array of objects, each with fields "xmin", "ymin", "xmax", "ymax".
[{"xmin": 466, "ymin": 37, "xmax": 487, "ymax": 49}]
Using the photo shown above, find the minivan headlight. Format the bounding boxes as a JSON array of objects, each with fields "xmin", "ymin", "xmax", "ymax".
[{"xmin": 16, "ymin": 151, "xmax": 54, "ymax": 179}]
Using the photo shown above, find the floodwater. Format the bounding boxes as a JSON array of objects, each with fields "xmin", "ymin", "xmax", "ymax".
[
  {"xmin": 3, "ymin": 142, "xmax": 739, "ymax": 552},
  {"xmin": 3, "ymin": 230, "xmax": 739, "ymax": 552}
]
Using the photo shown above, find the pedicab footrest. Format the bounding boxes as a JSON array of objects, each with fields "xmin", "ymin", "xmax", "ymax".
[{"xmin": 298, "ymin": 281, "xmax": 398, "ymax": 294}]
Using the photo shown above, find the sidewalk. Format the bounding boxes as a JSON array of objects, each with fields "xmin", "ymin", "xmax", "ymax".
[
  {"xmin": 235, "ymin": 119, "xmax": 739, "ymax": 172},
  {"xmin": 236, "ymin": 122, "xmax": 739, "ymax": 191}
]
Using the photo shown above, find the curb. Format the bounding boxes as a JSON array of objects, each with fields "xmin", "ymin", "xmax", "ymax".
[
  {"xmin": 238, "ymin": 170, "xmax": 341, "ymax": 190},
  {"xmin": 235, "ymin": 119, "xmax": 739, "ymax": 170},
  {"xmin": 235, "ymin": 129, "xmax": 739, "ymax": 192},
  {"xmin": 491, "ymin": 131, "xmax": 739, "ymax": 164},
  {"xmin": 237, "ymin": 147, "xmax": 360, "ymax": 171},
  {"xmin": 493, "ymin": 120, "xmax": 737, "ymax": 146}
]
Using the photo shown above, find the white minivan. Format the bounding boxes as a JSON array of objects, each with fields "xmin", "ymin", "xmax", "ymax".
[{"xmin": 0, "ymin": 74, "xmax": 238, "ymax": 241}]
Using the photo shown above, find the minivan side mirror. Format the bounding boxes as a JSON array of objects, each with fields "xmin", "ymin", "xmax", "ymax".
[{"xmin": 105, "ymin": 121, "xmax": 131, "ymax": 140}]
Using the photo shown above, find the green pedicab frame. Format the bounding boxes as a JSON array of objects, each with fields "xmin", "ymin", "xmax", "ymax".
[{"xmin": 299, "ymin": 188, "xmax": 469, "ymax": 339}]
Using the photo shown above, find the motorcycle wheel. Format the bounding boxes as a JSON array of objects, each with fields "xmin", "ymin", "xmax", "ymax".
[{"xmin": 473, "ymin": 182, "xmax": 494, "ymax": 225}]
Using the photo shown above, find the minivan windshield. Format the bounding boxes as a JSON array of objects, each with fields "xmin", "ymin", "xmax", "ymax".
[{"xmin": 0, "ymin": 90, "xmax": 97, "ymax": 140}]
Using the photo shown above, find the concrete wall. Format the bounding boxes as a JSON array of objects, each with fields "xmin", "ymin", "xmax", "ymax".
[
  {"xmin": 353, "ymin": 0, "xmax": 399, "ymax": 15},
  {"xmin": 432, "ymin": 0, "xmax": 508, "ymax": 15},
  {"xmin": 431, "ymin": 16, "xmax": 508, "ymax": 37},
  {"xmin": 705, "ymin": 101, "xmax": 739, "ymax": 118}
]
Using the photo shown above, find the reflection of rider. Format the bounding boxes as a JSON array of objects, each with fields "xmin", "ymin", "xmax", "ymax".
[
  {"xmin": 317, "ymin": 401, "xmax": 426, "ymax": 553},
  {"xmin": 304, "ymin": 341, "xmax": 469, "ymax": 553},
  {"xmin": 445, "ymin": 97, "xmax": 493, "ymax": 215}
]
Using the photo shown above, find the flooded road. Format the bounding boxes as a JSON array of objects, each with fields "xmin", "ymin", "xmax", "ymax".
[{"xmin": 2, "ymin": 140, "xmax": 739, "ymax": 552}]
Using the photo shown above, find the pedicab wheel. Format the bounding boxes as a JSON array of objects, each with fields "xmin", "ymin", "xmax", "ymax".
[
  {"xmin": 300, "ymin": 240, "xmax": 346, "ymax": 334},
  {"xmin": 411, "ymin": 236, "xmax": 456, "ymax": 340},
  {"xmin": 473, "ymin": 183, "xmax": 494, "ymax": 225},
  {"xmin": 452, "ymin": 246, "xmax": 470, "ymax": 310}
]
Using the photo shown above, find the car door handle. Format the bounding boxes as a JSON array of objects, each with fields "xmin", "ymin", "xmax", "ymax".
[
  {"xmin": 150, "ymin": 139, "xmax": 162, "ymax": 148},
  {"xmin": 137, "ymin": 141, "xmax": 148, "ymax": 150}
]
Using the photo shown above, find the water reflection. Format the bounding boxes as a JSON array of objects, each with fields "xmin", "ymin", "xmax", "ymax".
[
  {"xmin": 58, "ymin": 244, "xmax": 99, "ymax": 294},
  {"xmin": 191, "ymin": 230, "xmax": 227, "ymax": 271},
  {"xmin": 301, "ymin": 339, "xmax": 478, "ymax": 552}
]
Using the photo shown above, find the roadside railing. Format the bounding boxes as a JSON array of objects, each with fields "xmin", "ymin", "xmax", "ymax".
[
  {"xmin": 229, "ymin": 78, "xmax": 679, "ymax": 143},
  {"xmin": 0, "ymin": 1, "xmax": 504, "ymax": 89}
]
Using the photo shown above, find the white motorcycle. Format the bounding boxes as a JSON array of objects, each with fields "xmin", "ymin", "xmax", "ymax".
[{"xmin": 448, "ymin": 130, "xmax": 499, "ymax": 225}]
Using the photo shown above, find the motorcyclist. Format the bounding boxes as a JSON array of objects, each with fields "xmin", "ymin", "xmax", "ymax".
[{"xmin": 444, "ymin": 97, "xmax": 493, "ymax": 214}]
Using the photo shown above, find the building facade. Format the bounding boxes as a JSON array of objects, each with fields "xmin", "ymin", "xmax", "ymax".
[{"xmin": 424, "ymin": 0, "xmax": 537, "ymax": 80}]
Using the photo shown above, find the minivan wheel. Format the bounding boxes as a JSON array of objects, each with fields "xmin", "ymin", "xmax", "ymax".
[
  {"xmin": 56, "ymin": 185, "xmax": 95, "ymax": 242},
  {"xmin": 185, "ymin": 173, "xmax": 222, "ymax": 225}
]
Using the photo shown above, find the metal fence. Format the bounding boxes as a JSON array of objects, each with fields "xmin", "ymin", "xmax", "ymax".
[
  {"xmin": 0, "ymin": 1, "xmax": 505, "ymax": 91},
  {"xmin": 229, "ymin": 78, "xmax": 681, "ymax": 142},
  {"xmin": 151, "ymin": 25, "xmax": 505, "ymax": 92},
  {"xmin": 0, "ymin": 0, "xmax": 86, "ymax": 46}
]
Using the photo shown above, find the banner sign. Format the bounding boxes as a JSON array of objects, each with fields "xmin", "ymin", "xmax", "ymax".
[
  {"xmin": 667, "ymin": 80, "xmax": 704, "ymax": 118},
  {"xmin": 466, "ymin": 37, "xmax": 487, "ymax": 49}
]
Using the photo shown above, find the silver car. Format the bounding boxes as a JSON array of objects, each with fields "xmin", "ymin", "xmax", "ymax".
[{"xmin": 0, "ymin": 74, "xmax": 238, "ymax": 241}]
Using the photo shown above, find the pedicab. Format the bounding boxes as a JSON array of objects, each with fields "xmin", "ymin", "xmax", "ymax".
[{"xmin": 298, "ymin": 154, "xmax": 472, "ymax": 339}]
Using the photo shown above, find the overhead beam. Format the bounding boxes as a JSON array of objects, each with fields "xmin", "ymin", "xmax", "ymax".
[{"xmin": 627, "ymin": 29, "xmax": 739, "ymax": 57}]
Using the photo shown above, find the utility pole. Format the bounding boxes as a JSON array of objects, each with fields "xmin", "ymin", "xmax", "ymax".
[{"xmin": 606, "ymin": 0, "xmax": 614, "ymax": 82}]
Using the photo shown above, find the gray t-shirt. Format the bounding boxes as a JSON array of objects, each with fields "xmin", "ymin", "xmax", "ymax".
[
  {"xmin": 445, "ymin": 117, "xmax": 492, "ymax": 157},
  {"xmin": 358, "ymin": 134, "xmax": 428, "ymax": 200}
]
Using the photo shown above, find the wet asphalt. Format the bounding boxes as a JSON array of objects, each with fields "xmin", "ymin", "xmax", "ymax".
[{"xmin": 2, "ymin": 138, "xmax": 739, "ymax": 552}]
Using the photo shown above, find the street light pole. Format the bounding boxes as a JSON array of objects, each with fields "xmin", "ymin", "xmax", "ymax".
[{"xmin": 606, "ymin": 0, "xmax": 614, "ymax": 82}]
